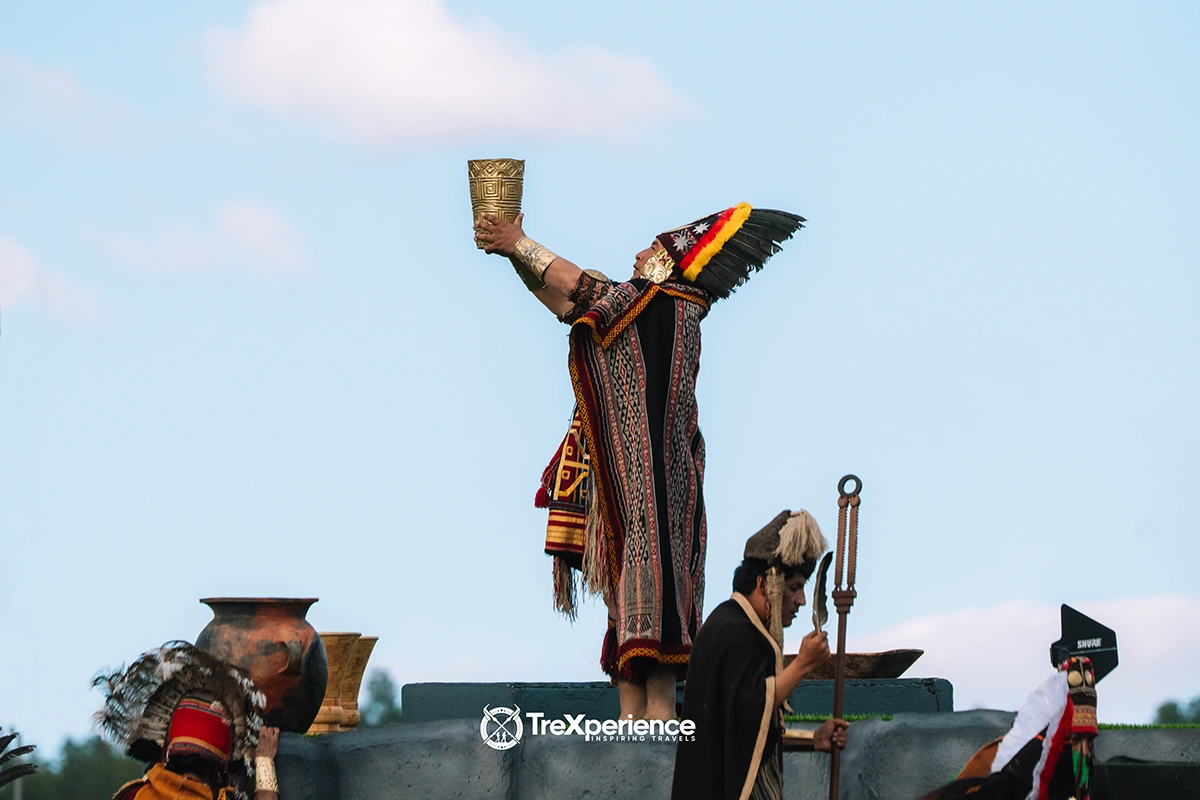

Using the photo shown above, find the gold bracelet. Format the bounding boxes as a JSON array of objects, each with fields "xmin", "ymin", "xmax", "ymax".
[
  {"xmin": 513, "ymin": 237, "xmax": 558, "ymax": 280},
  {"xmin": 255, "ymin": 756, "xmax": 278, "ymax": 793},
  {"xmin": 511, "ymin": 261, "xmax": 547, "ymax": 292}
]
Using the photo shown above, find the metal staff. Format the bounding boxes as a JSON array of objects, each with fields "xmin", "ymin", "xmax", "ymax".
[{"xmin": 829, "ymin": 474, "xmax": 861, "ymax": 800}]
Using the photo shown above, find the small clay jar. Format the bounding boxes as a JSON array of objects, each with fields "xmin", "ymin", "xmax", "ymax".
[{"xmin": 196, "ymin": 598, "xmax": 329, "ymax": 733}]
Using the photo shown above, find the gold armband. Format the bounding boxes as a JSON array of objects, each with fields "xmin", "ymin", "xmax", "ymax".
[
  {"xmin": 513, "ymin": 237, "xmax": 558, "ymax": 281},
  {"xmin": 255, "ymin": 757, "xmax": 279, "ymax": 793},
  {"xmin": 511, "ymin": 262, "xmax": 547, "ymax": 292}
]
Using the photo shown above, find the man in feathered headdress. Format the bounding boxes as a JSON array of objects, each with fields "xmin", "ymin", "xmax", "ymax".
[
  {"xmin": 94, "ymin": 642, "xmax": 282, "ymax": 800},
  {"xmin": 672, "ymin": 510, "xmax": 850, "ymax": 800},
  {"xmin": 478, "ymin": 204, "xmax": 806, "ymax": 720}
]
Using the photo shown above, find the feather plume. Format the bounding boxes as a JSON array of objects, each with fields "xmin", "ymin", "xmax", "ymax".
[
  {"xmin": 692, "ymin": 208, "xmax": 804, "ymax": 300},
  {"xmin": 0, "ymin": 729, "xmax": 37, "ymax": 789},
  {"xmin": 775, "ymin": 510, "xmax": 828, "ymax": 566}
]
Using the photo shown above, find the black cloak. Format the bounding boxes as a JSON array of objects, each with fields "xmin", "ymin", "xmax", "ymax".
[{"xmin": 671, "ymin": 594, "xmax": 782, "ymax": 800}]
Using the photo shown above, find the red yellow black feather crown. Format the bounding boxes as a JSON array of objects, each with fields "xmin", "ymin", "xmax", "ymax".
[{"xmin": 653, "ymin": 203, "xmax": 805, "ymax": 299}]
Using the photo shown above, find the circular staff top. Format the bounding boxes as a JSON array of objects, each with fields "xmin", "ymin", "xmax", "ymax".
[{"xmin": 838, "ymin": 474, "xmax": 862, "ymax": 498}]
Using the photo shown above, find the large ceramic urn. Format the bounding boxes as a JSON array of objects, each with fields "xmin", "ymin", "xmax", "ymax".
[{"xmin": 196, "ymin": 597, "xmax": 329, "ymax": 733}]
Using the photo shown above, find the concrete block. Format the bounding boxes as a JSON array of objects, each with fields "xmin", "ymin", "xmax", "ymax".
[
  {"xmin": 402, "ymin": 682, "xmax": 622, "ymax": 724},
  {"xmin": 514, "ymin": 733, "xmax": 676, "ymax": 799},
  {"xmin": 789, "ymin": 679, "xmax": 954, "ymax": 716},
  {"xmin": 836, "ymin": 710, "xmax": 1015, "ymax": 800}
]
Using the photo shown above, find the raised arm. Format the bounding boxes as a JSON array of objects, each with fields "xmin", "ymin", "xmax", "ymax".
[
  {"xmin": 253, "ymin": 726, "xmax": 279, "ymax": 800},
  {"xmin": 475, "ymin": 213, "xmax": 590, "ymax": 318},
  {"xmin": 775, "ymin": 629, "xmax": 829, "ymax": 706}
]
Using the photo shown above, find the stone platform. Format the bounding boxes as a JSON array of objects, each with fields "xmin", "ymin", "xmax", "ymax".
[
  {"xmin": 277, "ymin": 711, "xmax": 1199, "ymax": 800},
  {"xmin": 400, "ymin": 678, "xmax": 954, "ymax": 723},
  {"xmin": 271, "ymin": 681, "xmax": 1199, "ymax": 799}
]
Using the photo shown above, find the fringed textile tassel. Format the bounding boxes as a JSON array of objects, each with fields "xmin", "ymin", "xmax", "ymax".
[
  {"xmin": 552, "ymin": 556, "xmax": 577, "ymax": 620},
  {"xmin": 581, "ymin": 482, "xmax": 609, "ymax": 602},
  {"xmin": 766, "ymin": 566, "xmax": 785, "ymax": 650}
]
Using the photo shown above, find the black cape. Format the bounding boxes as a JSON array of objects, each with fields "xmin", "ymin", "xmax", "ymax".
[{"xmin": 672, "ymin": 594, "xmax": 782, "ymax": 800}]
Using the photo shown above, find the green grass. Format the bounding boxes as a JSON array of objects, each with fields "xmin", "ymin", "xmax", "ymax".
[
  {"xmin": 1098, "ymin": 722, "xmax": 1200, "ymax": 730},
  {"xmin": 782, "ymin": 713, "xmax": 893, "ymax": 723},
  {"xmin": 781, "ymin": 717, "xmax": 1200, "ymax": 729}
]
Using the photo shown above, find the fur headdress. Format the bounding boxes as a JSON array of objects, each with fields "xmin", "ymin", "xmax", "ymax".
[
  {"xmin": 93, "ymin": 641, "xmax": 266, "ymax": 800},
  {"xmin": 744, "ymin": 509, "xmax": 829, "ymax": 647}
]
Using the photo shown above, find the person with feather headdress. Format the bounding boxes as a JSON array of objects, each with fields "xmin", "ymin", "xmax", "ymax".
[
  {"xmin": 477, "ymin": 204, "xmax": 806, "ymax": 721},
  {"xmin": 914, "ymin": 656, "xmax": 1103, "ymax": 800},
  {"xmin": 671, "ymin": 509, "xmax": 849, "ymax": 800},
  {"xmin": 93, "ymin": 642, "xmax": 282, "ymax": 800}
]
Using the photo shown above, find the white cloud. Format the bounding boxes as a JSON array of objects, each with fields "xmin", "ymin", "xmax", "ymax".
[
  {"xmin": 0, "ymin": 53, "xmax": 150, "ymax": 144},
  {"xmin": 846, "ymin": 596, "xmax": 1200, "ymax": 724},
  {"xmin": 216, "ymin": 202, "xmax": 308, "ymax": 268},
  {"xmin": 203, "ymin": 0, "xmax": 687, "ymax": 146},
  {"xmin": 0, "ymin": 235, "xmax": 106, "ymax": 325},
  {"xmin": 86, "ymin": 202, "xmax": 310, "ymax": 275}
]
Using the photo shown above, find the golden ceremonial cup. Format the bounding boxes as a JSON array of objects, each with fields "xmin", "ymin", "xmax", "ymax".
[{"xmin": 468, "ymin": 158, "xmax": 524, "ymax": 248}]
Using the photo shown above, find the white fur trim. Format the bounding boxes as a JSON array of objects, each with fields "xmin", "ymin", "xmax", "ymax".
[
  {"xmin": 990, "ymin": 670, "xmax": 1070, "ymax": 799},
  {"xmin": 775, "ymin": 510, "xmax": 828, "ymax": 565}
]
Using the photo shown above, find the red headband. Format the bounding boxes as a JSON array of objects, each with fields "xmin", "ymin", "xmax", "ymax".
[{"xmin": 165, "ymin": 696, "xmax": 233, "ymax": 765}]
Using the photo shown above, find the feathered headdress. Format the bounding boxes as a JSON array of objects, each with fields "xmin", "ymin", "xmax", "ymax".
[
  {"xmin": 650, "ymin": 204, "xmax": 805, "ymax": 299},
  {"xmin": 93, "ymin": 642, "xmax": 266, "ymax": 800},
  {"xmin": 743, "ymin": 509, "xmax": 829, "ymax": 648}
]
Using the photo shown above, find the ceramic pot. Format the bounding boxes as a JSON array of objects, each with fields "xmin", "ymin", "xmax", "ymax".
[
  {"xmin": 307, "ymin": 632, "xmax": 360, "ymax": 734},
  {"xmin": 339, "ymin": 636, "xmax": 378, "ymax": 729},
  {"xmin": 196, "ymin": 597, "xmax": 328, "ymax": 733}
]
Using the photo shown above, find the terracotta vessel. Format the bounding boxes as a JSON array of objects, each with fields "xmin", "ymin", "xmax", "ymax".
[
  {"xmin": 196, "ymin": 598, "xmax": 328, "ymax": 733},
  {"xmin": 307, "ymin": 632, "xmax": 360, "ymax": 734},
  {"xmin": 339, "ymin": 635, "xmax": 378, "ymax": 729}
]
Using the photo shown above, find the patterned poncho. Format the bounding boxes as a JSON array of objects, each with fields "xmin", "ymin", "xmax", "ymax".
[{"xmin": 540, "ymin": 276, "xmax": 710, "ymax": 681}]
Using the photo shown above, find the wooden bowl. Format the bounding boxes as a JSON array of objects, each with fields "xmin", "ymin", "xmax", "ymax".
[{"xmin": 784, "ymin": 649, "xmax": 924, "ymax": 680}]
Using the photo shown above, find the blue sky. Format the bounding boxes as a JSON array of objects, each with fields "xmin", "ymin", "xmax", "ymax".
[{"xmin": 2, "ymin": 1, "xmax": 1198, "ymax": 753}]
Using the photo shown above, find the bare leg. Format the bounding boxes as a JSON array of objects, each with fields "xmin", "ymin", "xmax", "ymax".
[
  {"xmin": 644, "ymin": 664, "xmax": 678, "ymax": 720},
  {"xmin": 603, "ymin": 594, "xmax": 645, "ymax": 720},
  {"xmin": 617, "ymin": 679, "xmax": 647, "ymax": 720}
]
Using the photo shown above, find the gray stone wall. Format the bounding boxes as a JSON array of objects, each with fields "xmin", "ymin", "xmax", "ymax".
[{"xmin": 276, "ymin": 712, "xmax": 1198, "ymax": 800}]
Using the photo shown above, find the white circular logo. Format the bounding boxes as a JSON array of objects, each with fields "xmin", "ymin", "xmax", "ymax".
[{"xmin": 480, "ymin": 705, "xmax": 523, "ymax": 750}]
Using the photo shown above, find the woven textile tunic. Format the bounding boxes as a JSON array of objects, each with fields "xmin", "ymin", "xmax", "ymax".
[{"xmin": 541, "ymin": 275, "xmax": 710, "ymax": 681}]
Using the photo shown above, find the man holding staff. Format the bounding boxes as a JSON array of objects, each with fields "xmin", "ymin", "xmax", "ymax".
[
  {"xmin": 476, "ymin": 203, "xmax": 804, "ymax": 721},
  {"xmin": 672, "ymin": 510, "xmax": 849, "ymax": 800}
]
